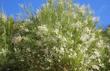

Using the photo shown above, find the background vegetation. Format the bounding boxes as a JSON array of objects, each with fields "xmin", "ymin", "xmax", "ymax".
[{"xmin": 0, "ymin": 0, "xmax": 110, "ymax": 71}]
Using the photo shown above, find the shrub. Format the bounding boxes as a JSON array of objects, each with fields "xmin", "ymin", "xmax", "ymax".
[{"xmin": 0, "ymin": 0, "xmax": 110, "ymax": 71}]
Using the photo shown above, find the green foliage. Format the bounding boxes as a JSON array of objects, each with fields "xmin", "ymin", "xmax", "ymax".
[
  {"xmin": 101, "ymin": 27, "xmax": 110, "ymax": 71},
  {"xmin": 0, "ymin": 0, "xmax": 110, "ymax": 71}
]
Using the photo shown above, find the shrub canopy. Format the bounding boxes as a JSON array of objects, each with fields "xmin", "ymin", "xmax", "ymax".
[{"xmin": 0, "ymin": 0, "xmax": 110, "ymax": 71}]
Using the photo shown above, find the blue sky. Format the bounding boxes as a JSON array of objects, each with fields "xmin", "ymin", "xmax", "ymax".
[{"xmin": 0, "ymin": 0, "xmax": 110, "ymax": 29}]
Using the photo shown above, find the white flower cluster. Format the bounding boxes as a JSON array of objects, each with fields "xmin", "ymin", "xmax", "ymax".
[
  {"xmin": 92, "ymin": 16, "xmax": 99, "ymax": 23},
  {"xmin": 12, "ymin": 35, "xmax": 22, "ymax": 44},
  {"xmin": 80, "ymin": 33, "xmax": 90, "ymax": 42},
  {"xmin": 79, "ymin": 5, "xmax": 87, "ymax": 14},
  {"xmin": 38, "ymin": 25, "xmax": 48, "ymax": 33},
  {"xmin": 0, "ymin": 13, "xmax": 7, "ymax": 21},
  {"xmin": 96, "ymin": 39, "xmax": 104, "ymax": 48}
]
